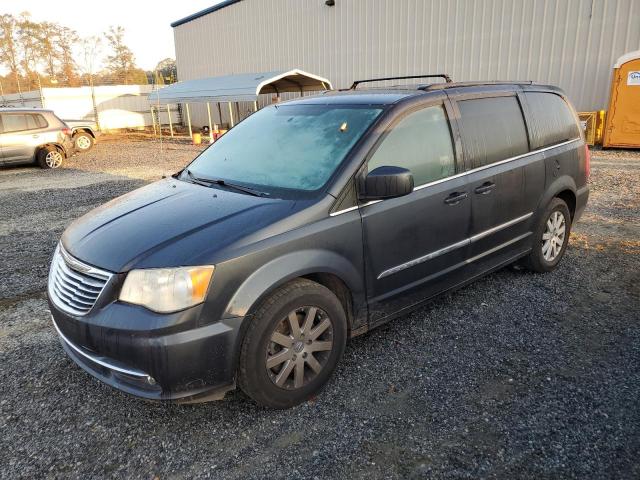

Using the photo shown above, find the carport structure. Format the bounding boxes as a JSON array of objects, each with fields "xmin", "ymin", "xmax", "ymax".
[{"xmin": 147, "ymin": 69, "xmax": 332, "ymax": 141}]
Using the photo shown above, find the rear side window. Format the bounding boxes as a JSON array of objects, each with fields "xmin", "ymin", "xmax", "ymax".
[
  {"xmin": 1, "ymin": 114, "xmax": 28, "ymax": 133},
  {"xmin": 457, "ymin": 96, "xmax": 529, "ymax": 168},
  {"xmin": 0, "ymin": 113, "xmax": 46, "ymax": 133},
  {"xmin": 367, "ymin": 105, "xmax": 456, "ymax": 186},
  {"xmin": 524, "ymin": 92, "xmax": 580, "ymax": 149}
]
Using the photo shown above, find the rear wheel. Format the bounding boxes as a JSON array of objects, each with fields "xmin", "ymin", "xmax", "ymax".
[
  {"xmin": 37, "ymin": 146, "xmax": 64, "ymax": 169},
  {"xmin": 524, "ymin": 198, "xmax": 571, "ymax": 272},
  {"xmin": 238, "ymin": 279, "xmax": 347, "ymax": 408}
]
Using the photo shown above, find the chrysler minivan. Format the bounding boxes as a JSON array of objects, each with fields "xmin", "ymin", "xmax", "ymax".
[{"xmin": 48, "ymin": 77, "xmax": 589, "ymax": 408}]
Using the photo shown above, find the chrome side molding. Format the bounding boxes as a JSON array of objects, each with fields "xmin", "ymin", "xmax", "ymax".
[{"xmin": 377, "ymin": 212, "xmax": 533, "ymax": 279}]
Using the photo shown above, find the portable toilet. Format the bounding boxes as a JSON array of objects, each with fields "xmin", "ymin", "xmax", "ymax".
[{"xmin": 603, "ymin": 50, "xmax": 640, "ymax": 148}]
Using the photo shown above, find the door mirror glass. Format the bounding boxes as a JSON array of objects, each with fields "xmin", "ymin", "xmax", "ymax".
[{"xmin": 359, "ymin": 166, "xmax": 414, "ymax": 201}]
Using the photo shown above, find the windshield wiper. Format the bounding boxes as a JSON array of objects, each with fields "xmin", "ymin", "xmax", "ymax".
[{"xmin": 185, "ymin": 169, "xmax": 269, "ymax": 197}]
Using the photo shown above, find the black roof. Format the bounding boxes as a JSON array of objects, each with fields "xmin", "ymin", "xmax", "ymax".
[
  {"xmin": 171, "ymin": 0, "xmax": 243, "ymax": 28},
  {"xmin": 281, "ymin": 82, "xmax": 562, "ymax": 107}
]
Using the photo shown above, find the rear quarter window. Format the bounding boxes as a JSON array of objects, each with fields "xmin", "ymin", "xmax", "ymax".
[
  {"xmin": 457, "ymin": 96, "xmax": 529, "ymax": 169},
  {"xmin": 523, "ymin": 92, "xmax": 580, "ymax": 149},
  {"xmin": 34, "ymin": 114, "xmax": 48, "ymax": 128}
]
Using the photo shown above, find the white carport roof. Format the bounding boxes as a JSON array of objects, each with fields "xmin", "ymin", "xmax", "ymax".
[{"xmin": 148, "ymin": 69, "xmax": 332, "ymax": 104}]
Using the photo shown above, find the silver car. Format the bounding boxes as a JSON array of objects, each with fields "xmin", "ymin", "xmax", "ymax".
[{"xmin": 0, "ymin": 108, "xmax": 75, "ymax": 169}]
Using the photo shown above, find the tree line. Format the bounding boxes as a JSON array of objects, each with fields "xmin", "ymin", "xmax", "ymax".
[{"xmin": 0, "ymin": 13, "xmax": 177, "ymax": 95}]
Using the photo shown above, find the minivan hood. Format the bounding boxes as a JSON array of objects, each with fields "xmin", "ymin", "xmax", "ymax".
[{"xmin": 62, "ymin": 179, "xmax": 302, "ymax": 272}]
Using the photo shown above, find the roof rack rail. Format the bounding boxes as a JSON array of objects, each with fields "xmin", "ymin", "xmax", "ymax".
[
  {"xmin": 350, "ymin": 74, "xmax": 452, "ymax": 90},
  {"xmin": 420, "ymin": 80, "xmax": 534, "ymax": 91}
]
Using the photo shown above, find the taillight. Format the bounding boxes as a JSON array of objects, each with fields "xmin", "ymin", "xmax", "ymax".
[
  {"xmin": 584, "ymin": 144, "xmax": 591, "ymax": 179},
  {"xmin": 61, "ymin": 127, "xmax": 71, "ymax": 136}
]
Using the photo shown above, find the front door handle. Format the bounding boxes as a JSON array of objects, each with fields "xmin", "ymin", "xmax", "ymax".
[
  {"xmin": 444, "ymin": 191, "xmax": 468, "ymax": 205},
  {"xmin": 474, "ymin": 182, "xmax": 496, "ymax": 195},
  {"xmin": 32, "ymin": 134, "xmax": 39, "ymax": 139}
]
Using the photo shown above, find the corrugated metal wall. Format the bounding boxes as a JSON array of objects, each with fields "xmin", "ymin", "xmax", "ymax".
[{"xmin": 174, "ymin": 0, "xmax": 640, "ymax": 126}]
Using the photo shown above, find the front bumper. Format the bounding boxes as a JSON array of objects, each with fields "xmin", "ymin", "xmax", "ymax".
[{"xmin": 49, "ymin": 298, "xmax": 243, "ymax": 402}]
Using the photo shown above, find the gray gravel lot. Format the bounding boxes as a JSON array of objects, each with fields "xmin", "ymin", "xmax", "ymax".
[{"xmin": 0, "ymin": 138, "xmax": 638, "ymax": 479}]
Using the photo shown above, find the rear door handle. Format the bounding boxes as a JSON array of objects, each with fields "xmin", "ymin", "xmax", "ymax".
[
  {"xmin": 444, "ymin": 191, "xmax": 468, "ymax": 205},
  {"xmin": 32, "ymin": 134, "xmax": 39, "ymax": 138},
  {"xmin": 474, "ymin": 182, "xmax": 496, "ymax": 195}
]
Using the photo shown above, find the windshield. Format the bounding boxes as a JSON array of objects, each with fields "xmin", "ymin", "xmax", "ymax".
[{"xmin": 183, "ymin": 104, "xmax": 383, "ymax": 192}]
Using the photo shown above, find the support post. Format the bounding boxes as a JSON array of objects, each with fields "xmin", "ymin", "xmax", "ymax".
[
  {"xmin": 228, "ymin": 102, "xmax": 234, "ymax": 127},
  {"xmin": 206, "ymin": 102, "xmax": 213, "ymax": 142},
  {"xmin": 253, "ymin": 100, "xmax": 258, "ymax": 112},
  {"xmin": 186, "ymin": 103, "xmax": 193, "ymax": 140},
  {"xmin": 150, "ymin": 106, "xmax": 157, "ymax": 136},
  {"xmin": 167, "ymin": 104, "xmax": 174, "ymax": 137}
]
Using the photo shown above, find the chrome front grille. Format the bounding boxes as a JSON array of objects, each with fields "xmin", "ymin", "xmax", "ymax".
[{"xmin": 48, "ymin": 245, "xmax": 113, "ymax": 316}]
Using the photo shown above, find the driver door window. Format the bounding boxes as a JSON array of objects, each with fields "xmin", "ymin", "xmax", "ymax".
[{"xmin": 367, "ymin": 105, "xmax": 456, "ymax": 187}]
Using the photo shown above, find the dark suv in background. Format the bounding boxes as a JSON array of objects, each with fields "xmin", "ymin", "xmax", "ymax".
[
  {"xmin": 0, "ymin": 107, "xmax": 74, "ymax": 168},
  {"xmin": 48, "ymin": 76, "xmax": 589, "ymax": 408}
]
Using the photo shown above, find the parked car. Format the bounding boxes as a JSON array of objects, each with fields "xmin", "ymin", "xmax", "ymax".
[
  {"xmin": 0, "ymin": 107, "xmax": 74, "ymax": 169},
  {"xmin": 64, "ymin": 119, "xmax": 100, "ymax": 152},
  {"xmin": 48, "ymin": 78, "xmax": 589, "ymax": 408}
]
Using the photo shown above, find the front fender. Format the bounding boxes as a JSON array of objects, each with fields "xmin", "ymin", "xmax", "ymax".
[{"xmin": 222, "ymin": 249, "xmax": 365, "ymax": 320}]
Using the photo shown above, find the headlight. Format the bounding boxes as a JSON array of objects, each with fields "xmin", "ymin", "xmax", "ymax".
[{"xmin": 119, "ymin": 266, "xmax": 214, "ymax": 313}]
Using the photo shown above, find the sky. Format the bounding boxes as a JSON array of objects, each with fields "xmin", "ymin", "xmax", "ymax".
[{"xmin": 1, "ymin": 0, "xmax": 221, "ymax": 71}]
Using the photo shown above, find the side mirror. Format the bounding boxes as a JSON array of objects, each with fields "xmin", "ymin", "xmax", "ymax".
[{"xmin": 358, "ymin": 166, "xmax": 414, "ymax": 201}]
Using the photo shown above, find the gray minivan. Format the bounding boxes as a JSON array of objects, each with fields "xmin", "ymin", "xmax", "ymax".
[
  {"xmin": 0, "ymin": 108, "xmax": 74, "ymax": 168},
  {"xmin": 48, "ymin": 77, "xmax": 589, "ymax": 408}
]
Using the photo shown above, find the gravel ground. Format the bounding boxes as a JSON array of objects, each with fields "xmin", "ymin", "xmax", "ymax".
[{"xmin": 0, "ymin": 140, "xmax": 638, "ymax": 479}]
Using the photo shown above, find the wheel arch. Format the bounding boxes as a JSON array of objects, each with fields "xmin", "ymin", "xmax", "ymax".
[
  {"xmin": 36, "ymin": 143, "xmax": 67, "ymax": 158},
  {"xmin": 223, "ymin": 249, "xmax": 365, "ymax": 333},
  {"xmin": 555, "ymin": 189, "xmax": 577, "ymax": 220},
  {"xmin": 73, "ymin": 128, "xmax": 95, "ymax": 138},
  {"xmin": 536, "ymin": 175, "xmax": 577, "ymax": 221}
]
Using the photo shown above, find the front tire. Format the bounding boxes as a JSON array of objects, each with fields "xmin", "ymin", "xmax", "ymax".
[
  {"xmin": 524, "ymin": 198, "xmax": 572, "ymax": 272},
  {"xmin": 238, "ymin": 279, "xmax": 347, "ymax": 409},
  {"xmin": 74, "ymin": 132, "xmax": 94, "ymax": 151},
  {"xmin": 37, "ymin": 146, "xmax": 64, "ymax": 169}
]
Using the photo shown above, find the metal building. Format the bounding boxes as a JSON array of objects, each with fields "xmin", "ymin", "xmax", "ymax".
[{"xmin": 172, "ymin": 0, "xmax": 640, "ymax": 126}]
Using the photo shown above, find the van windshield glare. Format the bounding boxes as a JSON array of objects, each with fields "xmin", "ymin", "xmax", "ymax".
[{"xmin": 183, "ymin": 104, "xmax": 383, "ymax": 192}]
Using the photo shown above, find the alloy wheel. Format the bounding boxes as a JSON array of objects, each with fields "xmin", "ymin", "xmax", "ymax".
[
  {"xmin": 266, "ymin": 306, "xmax": 334, "ymax": 390},
  {"xmin": 542, "ymin": 210, "xmax": 566, "ymax": 261},
  {"xmin": 45, "ymin": 151, "xmax": 63, "ymax": 168},
  {"xmin": 75, "ymin": 135, "xmax": 92, "ymax": 150}
]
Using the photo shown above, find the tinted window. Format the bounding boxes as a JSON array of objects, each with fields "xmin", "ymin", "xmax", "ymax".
[
  {"xmin": 458, "ymin": 96, "xmax": 529, "ymax": 168},
  {"xmin": 368, "ymin": 105, "xmax": 456, "ymax": 186},
  {"xmin": 186, "ymin": 104, "xmax": 382, "ymax": 192},
  {"xmin": 34, "ymin": 114, "xmax": 48, "ymax": 128},
  {"xmin": 25, "ymin": 114, "xmax": 39, "ymax": 130},
  {"xmin": 524, "ymin": 92, "xmax": 580, "ymax": 148},
  {"xmin": 2, "ymin": 114, "xmax": 28, "ymax": 133}
]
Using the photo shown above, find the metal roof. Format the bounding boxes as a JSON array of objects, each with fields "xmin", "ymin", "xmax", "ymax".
[
  {"xmin": 171, "ymin": 0, "xmax": 243, "ymax": 28},
  {"xmin": 147, "ymin": 69, "xmax": 333, "ymax": 105}
]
